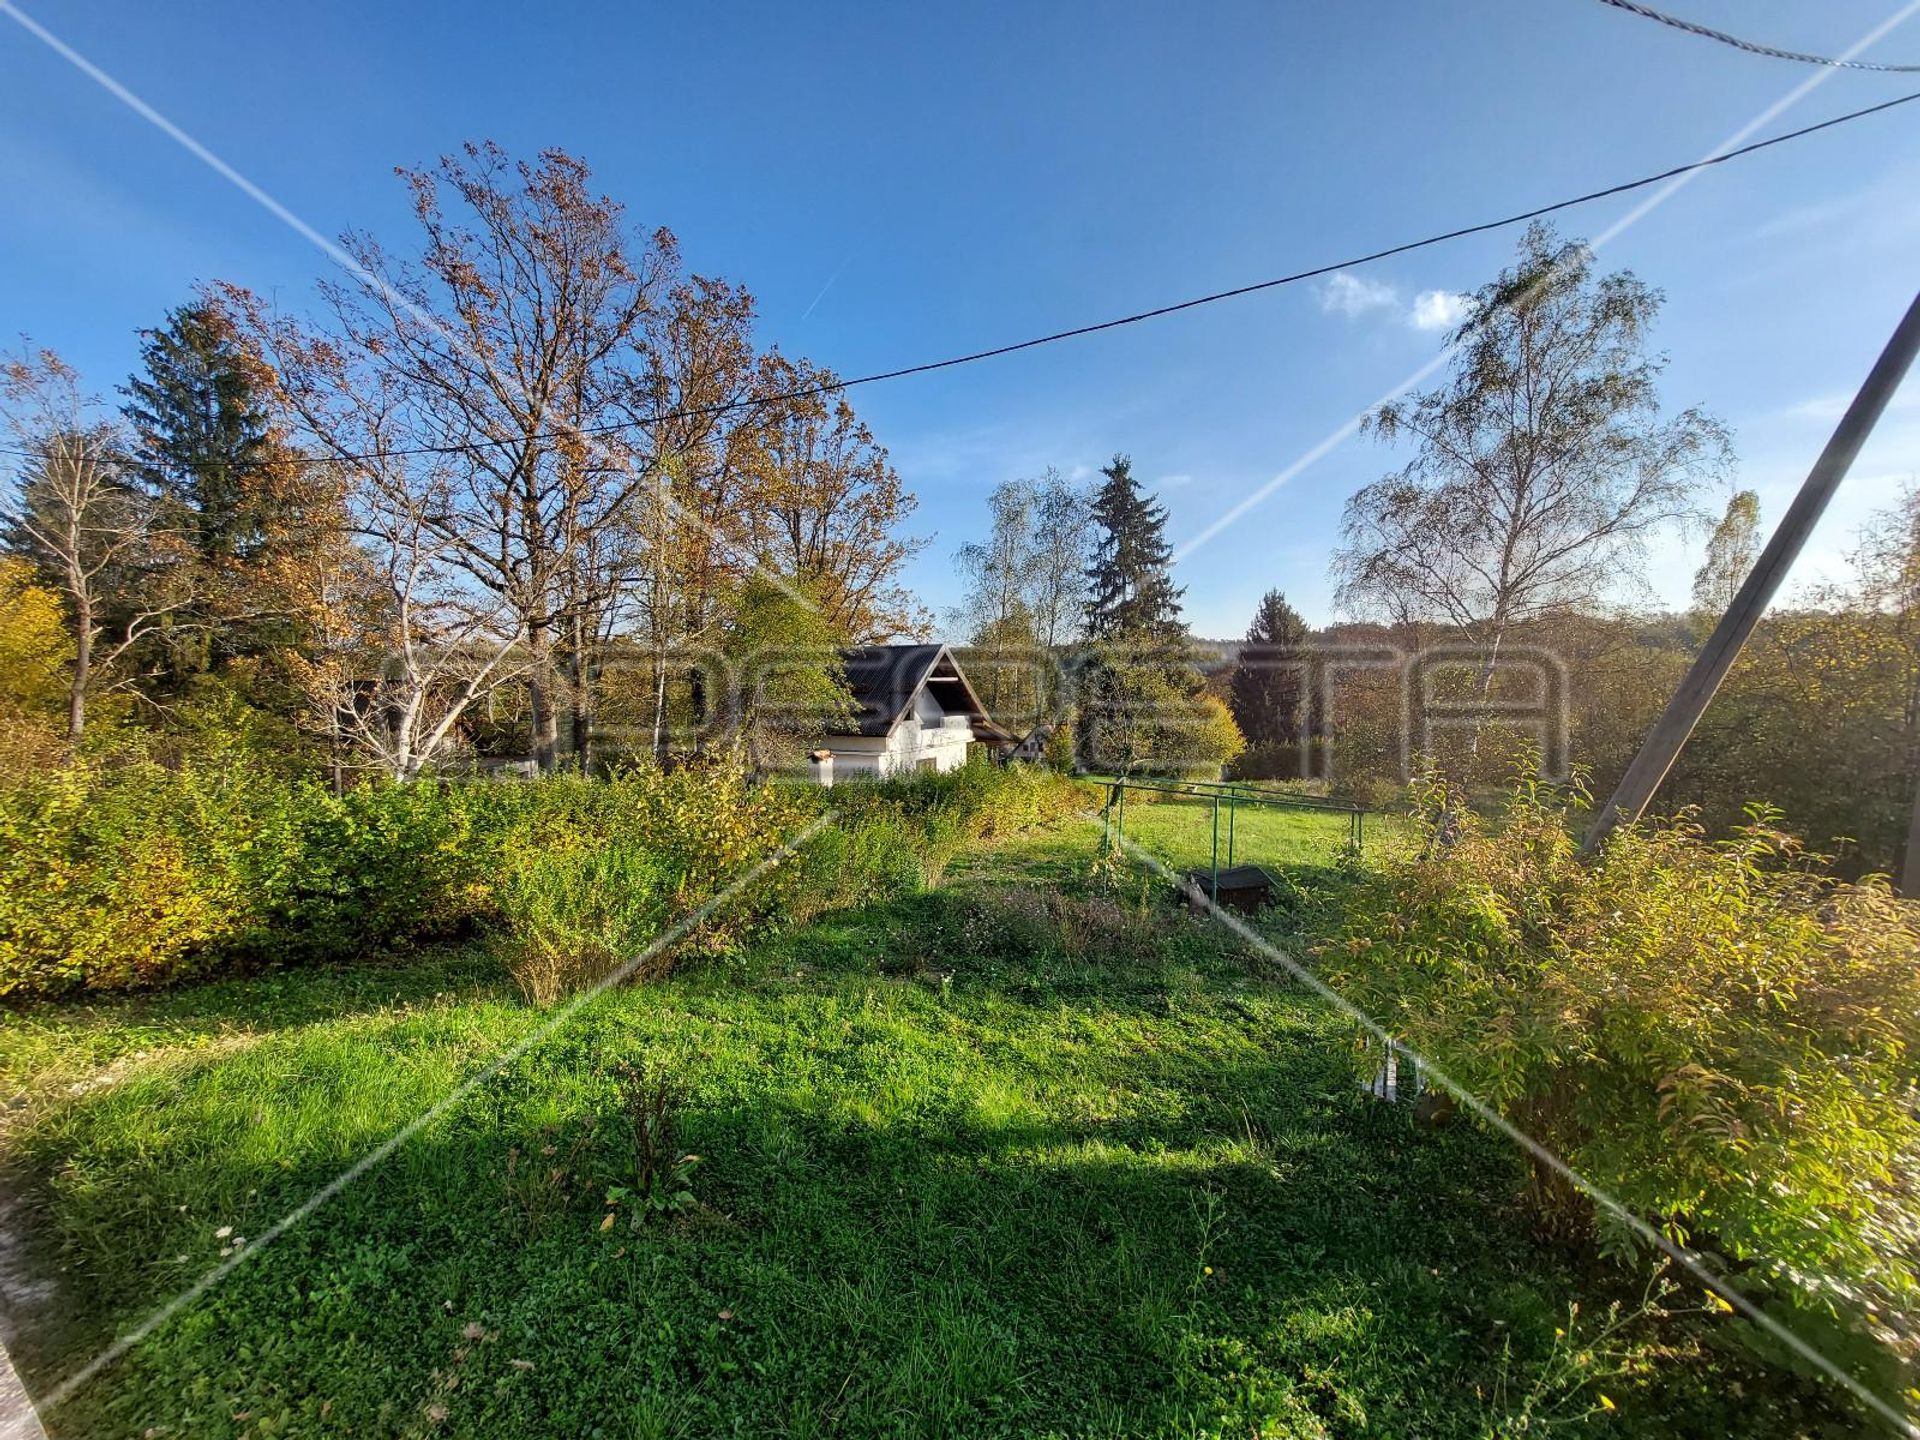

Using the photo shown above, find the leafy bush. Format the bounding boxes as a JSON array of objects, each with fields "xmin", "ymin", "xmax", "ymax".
[
  {"xmin": 490, "ymin": 843, "xmax": 671, "ymax": 1005},
  {"xmin": 1320, "ymin": 775, "xmax": 1920, "ymax": 1365},
  {"xmin": 0, "ymin": 755, "xmax": 303, "ymax": 994},
  {"xmin": 835, "ymin": 757, "xmax": 1082, "ymax": 836},
  {"xmin": 0, "ymin": 752, "xmax": 1083, "ymax": 1000},
  {"xmin": 0, "ymin": 556, "xmax": 72, "ymax": 772},
  {"xmin": 784, "ymin": 811, "xmax": 930, "ymax": 918}
]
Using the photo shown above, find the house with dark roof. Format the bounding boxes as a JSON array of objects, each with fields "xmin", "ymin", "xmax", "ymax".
[{"xmin": 806, "ymin": 644, "xmax": 1007, "ymax": 783}]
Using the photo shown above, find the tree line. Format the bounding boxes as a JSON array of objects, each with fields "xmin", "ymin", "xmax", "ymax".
[
  {"xmin": 7, "ymin": 164, "xmax": 1914, "ymax": 873},
  {"xmin": 949, "ymin": 222, "xmax": 1918, "ymax": 877},
  {"xmin": 2, "ymin": 144, "xmax": 924, "ymax": 781}
]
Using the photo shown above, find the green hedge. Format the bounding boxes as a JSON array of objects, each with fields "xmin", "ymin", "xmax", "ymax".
[{"xmin": 0, "ymin": 755, "xmax": 1082, "ymax": 1000}]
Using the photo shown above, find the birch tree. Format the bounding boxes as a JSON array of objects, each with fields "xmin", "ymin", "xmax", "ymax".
[
  {"xmin": 1691, "ymin": 488, "xmax": 1762, "ymax": 619},
  {"xmin": 1334, "ymin": 223, "xmax": 1728, "ymax": 694},
  {"xmin": 956, "ymin": 477, "xmax": 1039, "ymax": 716}
]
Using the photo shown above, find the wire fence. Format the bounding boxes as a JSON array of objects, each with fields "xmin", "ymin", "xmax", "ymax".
[{"xmin": 1098, "ymin": 776, "xmax": 1370, "ymax": 905}]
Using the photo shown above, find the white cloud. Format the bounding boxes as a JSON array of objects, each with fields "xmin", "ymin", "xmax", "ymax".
[
  {"xmin": 1321, "ymin": 272, "xmax": 1474, "ymax": 332},
  {"xmin": 1410, "ymin": 289, "xmax": 1473, "ymax": 332},
  {"xmin": 1319, "ymin": 271, "xmax": 1399, "ymax": 318}
]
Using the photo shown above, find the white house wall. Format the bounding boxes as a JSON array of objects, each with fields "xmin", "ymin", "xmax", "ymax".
[
  {"xmin": 808, "ymin": 654, "xmax": 984, "ymax": 782},
  {"xmin": 816, "ymin": 713, "xmax": 973, "ymax": 779}
]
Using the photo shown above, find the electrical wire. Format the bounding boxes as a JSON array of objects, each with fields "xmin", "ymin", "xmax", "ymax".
[
  {"xmin": 4, "ymin": 86, "xmax": 1919, "ymax": 469},
  {"xmin": 1593, "ymin": 0, "xmax": 1920, "ymax": 73}
]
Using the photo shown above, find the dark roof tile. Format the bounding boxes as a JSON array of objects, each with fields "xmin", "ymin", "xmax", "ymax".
[{"xmin": 833, "ymin": 644, "xmax": 1000, "ymax": 738}]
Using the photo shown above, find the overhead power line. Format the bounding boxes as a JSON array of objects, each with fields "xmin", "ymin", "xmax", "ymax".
[
  {"xmin": 1593, "ymin": 0, "xmax": 1920, "ymax": 73},
  {"xmin": 4, "ymin": 87, "xmax": 1919, "ymax": 470}
]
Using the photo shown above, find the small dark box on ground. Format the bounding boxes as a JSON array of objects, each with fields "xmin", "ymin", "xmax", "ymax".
[{"xmin": 1181, "ymin": 864, "xmax": 1275, "ymax": 915}]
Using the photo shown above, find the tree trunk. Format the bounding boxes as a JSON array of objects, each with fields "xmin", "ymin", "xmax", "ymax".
[
  {"xmin": 527, "ymin": 621, "xmax": 558, "ymax": 773},
  {"xmin": 650, "ymin": 642, "xmax": 669, "ymax": 765},
  {"xmin": 687, "ymin": 662, "xmax": 708, "ymax": 756},
  {"xmin": 67, "ymin": 606, "xmax": 91, "ymax": 743},
  {"xmin": 1464, "ymin": 619, "xmax": 1508, "ymax": 768},
  {"xmin": 568, "ymin": 614, "xmax": 593, "ymax": 775},
  {"xmin": 328, "ymin": 704, "xmax": 345, "ymax": 796},
  {"xmin": 1902, "ymin": 767, "xmax": 1920, "ymax": 898}
]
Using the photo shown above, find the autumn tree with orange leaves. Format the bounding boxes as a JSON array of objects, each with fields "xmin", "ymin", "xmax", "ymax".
[{"xmin": 231, "ymin": 143, "xmax": 922, "ymax": 774}]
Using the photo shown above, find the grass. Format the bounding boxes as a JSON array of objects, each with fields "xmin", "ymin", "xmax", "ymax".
[
  {"xmin": 1096, "ymin": 787, "xmax": 1388, "ymax": 873},
  {"xmin": 0, "ymin": 819, "xmax": 1867, "ymax": 1438}
]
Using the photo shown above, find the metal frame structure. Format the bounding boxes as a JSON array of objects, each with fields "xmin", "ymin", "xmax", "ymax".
[{"xmin": 1099, "ymin": 776, "xmax": 1368, "ymax": 905}]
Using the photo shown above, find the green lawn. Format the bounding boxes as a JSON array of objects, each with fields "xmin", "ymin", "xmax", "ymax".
[
  {"xmin": 1095, "ymin": 788, "xmax": 1390, "ymax": 873},
  {"xmin": 0, "ymin": 822, "xmax": 1860, "ymax": 1438}
]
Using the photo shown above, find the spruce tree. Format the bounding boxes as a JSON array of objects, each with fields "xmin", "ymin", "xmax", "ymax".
[
  {"xmin": 121, "ymin": 302, "xmax": 277, "ymax": 560},
  {"xmin": 1075, "ymin": 455, "xmax": 1238, "ymax": 775},
  {"xmin": 1083, "ymin": 454, "xmax": 1183, "ymax": 640},
  {"xmin": 122, "ymin": 300, "xmax": 319, "ymax": 690},
  {"xmin": 1228, "ymin": 589, "xmax": 1310, "ymax": 751}
]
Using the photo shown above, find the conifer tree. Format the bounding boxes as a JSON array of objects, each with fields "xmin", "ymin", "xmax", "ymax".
[
  {"xmin": 121, "ymin": 302, "xmax": 278, "ymax": 560},
  {"xmin": 1083, "ymin": 454, "xmax": 1183, "ymax": 641},
  {"xmin": 1075, "ymin": 455, "xmax": 1240, "ymax": 775},
  {"xmin": 1228, "ymin": 589, "xmax": 1310, "ymax": 751},
  {"xmin": 120, "ymin": 301, "xmax": 314, "ymax": 690}
]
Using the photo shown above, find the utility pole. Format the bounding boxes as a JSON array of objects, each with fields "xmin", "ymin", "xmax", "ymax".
[{"xmin": 1584, "ymin": 289, "xmax": 1920, "ymax": 856}]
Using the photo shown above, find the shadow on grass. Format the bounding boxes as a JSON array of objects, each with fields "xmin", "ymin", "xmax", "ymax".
[
  {"xmin": 16, "ymin": 1040, "xmax": 1557, "ymax": 1438},
  {"xmin": 3, "ymin": 875, "xmax": 1877, "ymax": 1439}
]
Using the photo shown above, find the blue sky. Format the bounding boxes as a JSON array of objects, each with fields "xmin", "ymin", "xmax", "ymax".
[{"xmin": 3, "ymin": 0, "xmax": 1918, "ymax": 638}]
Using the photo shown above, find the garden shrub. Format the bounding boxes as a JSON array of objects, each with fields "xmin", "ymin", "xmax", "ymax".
[
  {"xmin": 0, "ymin": 752, "xmax": 1083, "ymax": 1000},
  {"xmin": 0, "ymin": 754, "xmax": 304, "ymax": 994},
  {"xmin": 1320, "ymin": 775, "xmax": 1920, "ymax": 1368},
  {"xmin": 276, "ymin": 780, "xmax": 492, "ymax": 958},
  {"xmin": 490, "ymin": 841, "xmax": 671, "ymax": 1005}
]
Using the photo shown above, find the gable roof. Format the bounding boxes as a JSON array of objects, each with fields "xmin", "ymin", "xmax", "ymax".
[{"xmin": 833, "ymin": 644, "xmax": 1006, "ymax": 739}]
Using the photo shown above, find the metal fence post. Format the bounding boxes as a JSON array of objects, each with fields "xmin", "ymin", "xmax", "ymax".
[
  {"xmin": 1210, "ymin": 793, "xmax": 1221, "ymax": 905},
  {"xmin": 1227, "ymin": 791, "xmax": 1237, "ymax": 867}
]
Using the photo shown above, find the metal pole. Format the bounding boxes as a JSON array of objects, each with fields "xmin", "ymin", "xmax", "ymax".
[
  {"xmin": 1584, "ymin": 290, "xmax": 1920, "ymax": 856},
  {"xmin": 1117, "ymin": 779, "xmax": 1127, "ymax": 850},
  {"xmin": 1210, "ymin": 793, "xmax": 1221, "ymax": 905},
  {"xmin": 1227, "ymin": 792, "xmax": 1237, "ymax": 866}
]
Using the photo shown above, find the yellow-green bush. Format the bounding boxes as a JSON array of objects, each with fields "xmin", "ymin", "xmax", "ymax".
[
  {"xmin": 0, "ymin": 757, "xmax": 303, "ymax": 994},
  {"xmin": 0, "ymin": 557, "xmax": 71, "ymax": 772},
  {"xmin": 0, "ymin": 754, "xmax": 1079, "ymax": 1000},
  {"xmin": 490, "ymin": 842, "xmax": 672, "ymax": 1005},
  {"xmin": 1322, "ymin": 776, "xmax": 1920, "ymax": 1374}
]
